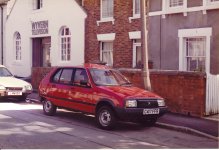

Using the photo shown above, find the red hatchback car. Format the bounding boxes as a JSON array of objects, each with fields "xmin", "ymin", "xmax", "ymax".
[{"xmin": 39, "ymin": 64, "xmax": 167, "ymax": 129}]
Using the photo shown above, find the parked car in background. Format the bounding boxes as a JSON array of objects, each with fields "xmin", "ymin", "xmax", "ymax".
[
  {"xmin": 39, "ymin": 64, "xmax": 167, "ymax": 129},
  {"xmin": 0, "ymin": 65, "xmax": 32, "ymax": 101}
]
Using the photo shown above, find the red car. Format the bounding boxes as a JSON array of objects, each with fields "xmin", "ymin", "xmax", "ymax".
[{"xmin": 39, "ymin": 64, "xmax": 167, "ymax": 129}]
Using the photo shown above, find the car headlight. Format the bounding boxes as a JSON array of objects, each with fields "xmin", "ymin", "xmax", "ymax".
[
  {"xmin": 125, "ymin": 100, "xmax": 137, "ymax": 108},
  {"xmin": 157, "ymin": 99, "xmax": 165, "ymax": 107},
  {"xmin": 24, "ymin": 85, "xmax": 32, "ymax": 90},
  {"xmin": 0, "ymin": 85, "xmax": 6, "ymax": 90}
]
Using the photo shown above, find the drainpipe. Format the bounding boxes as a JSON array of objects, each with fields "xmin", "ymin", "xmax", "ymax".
[{"xmin": 0, "ymin": 5, "xmax": 3, "ymax": 65}]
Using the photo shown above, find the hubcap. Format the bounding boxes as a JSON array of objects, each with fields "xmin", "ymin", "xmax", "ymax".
[
  {"xmin": 99, "ymin": 110, "xmax": 111, "ymax": 126},
  {"xmin": 44, "ymin": 101, "xmax": 52, "ymax": 112}
]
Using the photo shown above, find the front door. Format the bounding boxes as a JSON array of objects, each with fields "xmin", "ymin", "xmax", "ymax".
[{"xmin": 32, "ymin": 37, "xmax": 51, "ymax": 67}]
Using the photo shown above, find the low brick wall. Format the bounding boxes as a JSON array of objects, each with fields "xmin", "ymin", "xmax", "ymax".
[
  {"xmin": 31, "ymin": 67, "xmax": 54, "ymax": 90},
  {"xmin": 31, "ymin": 67, "xmax": 206, "ymax": 117},
  {"xmin": 119, "ymin": 69, "xmax": 206, "ymax": 117}
]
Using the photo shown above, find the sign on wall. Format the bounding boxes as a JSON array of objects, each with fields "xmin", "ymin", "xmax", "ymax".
[{"xmin": 32, "ymin": 20, "xmax": 49, "ymax": 35}]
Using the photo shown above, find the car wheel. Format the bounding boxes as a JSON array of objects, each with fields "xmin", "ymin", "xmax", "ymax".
[
  {"xmin": 96, "ymin": 106, "xmax": 116, "ymax": 130},
  {"xmin": 43, "ymin": 100, "xmax": 57, "ymax": 116},
  {"xmin": 138, "ymin": 118, "xmax": 157, "ymax": 127}
]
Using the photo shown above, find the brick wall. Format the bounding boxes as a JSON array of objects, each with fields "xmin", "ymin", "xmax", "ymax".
[
  {"xmin": 31, "ymin": 67, "xmax": 54, "ymax": 89},
  {"xmin": 119, "ymin": 69, "xmax": 206, "ymax": 117},
  {"xmin": 83, "ymin": 0, "xmax": 141, "ymax": 68},
  {"xmin": 31, "ymin": 67, "xmax": 206, "ymax": 117}
]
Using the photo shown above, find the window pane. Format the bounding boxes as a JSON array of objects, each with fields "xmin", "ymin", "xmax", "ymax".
[
  {"xmin": 134, "ymin": 0, "xmax": 140, "ymax": 15},
  {"xmin": 102, "ymin": 0, "xmax": 113, "ymax": 18},
  {"xmin": 185, "ymin": 37, "xmax": 206, "ymax": 72},
  {"xmin": 136, "ymin": 46, "xmax": 142, "ymax": 68},
  {"xmin": 60, "ymin": 27, "xmax": 71, "ymax": 61},
  {"xmin": 169, "ymin": 0, "xmax": 183, "ymax": 7},
  {"xmin": 15, "ymin": 32, "xmax": 21, "ymax": 60},
  {"xmin": 101, "ymin": 42, "xmax": 113, "ymax": 66},
  {"xmin": 187, "ymin": 57, "xmax": 205, "ymax": 72},
  {"xmin": 53, "ymin": 69, "xmax": 62, "ymax": 83},
  {"xmin": 73, "ymin": 69, "xmax": 88, "ymax": 86},
  {"xmin": 59, "ymin": 69, "xmax": 73, "ymax": 84}
]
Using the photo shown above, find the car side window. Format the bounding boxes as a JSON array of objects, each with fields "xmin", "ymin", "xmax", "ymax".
[
  {"xmin": 73, "ymin": 69, "xmax": 89, "ymax": 86},
  {"xmin": 52, "ymin": 69, "xmax": 62, "ymax": 83},
  {"xmin": 52, "ymin": 68, "xmax": 73, "ymax": 85},
  {"xmin": 59, "ymin": 69, "xmax": 74, "ymax": 85}
]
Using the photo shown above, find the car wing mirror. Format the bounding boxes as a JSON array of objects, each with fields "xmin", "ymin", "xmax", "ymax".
[{"xmin": 80, "ymin": 80, "xmax": 91, "ymax": 87}]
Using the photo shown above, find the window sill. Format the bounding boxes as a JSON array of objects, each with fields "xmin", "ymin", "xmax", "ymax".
[
  {"xmin": 149, "ymin": 4, "xmax": 219, "ymax": 18},
  {"xmin": 129, "ymin": 15, "xmax": 140, "ymax": 23},
  {"xmin": 97, "ymin": 18, "xmax": 115, "ymax": 26}
]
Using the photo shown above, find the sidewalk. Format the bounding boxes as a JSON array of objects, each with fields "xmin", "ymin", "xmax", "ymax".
[
  {"xmin": 156, "ymin": 113, "xmax": 219, "ymax": 140},
  {"xmin": 26, "ymin": 92, "xmax": 219, "ymax": 140}
]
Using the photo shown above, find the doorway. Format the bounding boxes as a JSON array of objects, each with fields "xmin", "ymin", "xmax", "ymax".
[{"xmin": 32, "ymin": 37, "xmax": 51, "ymax": 67}]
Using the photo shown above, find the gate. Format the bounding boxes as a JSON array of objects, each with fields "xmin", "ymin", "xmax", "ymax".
[{"xmin": 206, "ymin": 73, "xmax": 219, "ymax": 115}]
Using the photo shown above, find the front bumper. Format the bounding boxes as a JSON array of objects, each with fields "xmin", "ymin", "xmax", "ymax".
[
  {"xmin": 0, "ymin": 90, "xmax": 32, "ymax": 97},
  {"xmin": 115, "ymin": 106, "xmax": 168, "ymax": 121}
]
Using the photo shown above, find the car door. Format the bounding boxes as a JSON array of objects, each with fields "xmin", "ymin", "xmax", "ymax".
[
  {"xmin": 48, "ymin": 68, "xmax": 74, "ymax": 108},
  {"xmin": 69, "ymin": 68, "xmax": 95, "ymax": 114}
]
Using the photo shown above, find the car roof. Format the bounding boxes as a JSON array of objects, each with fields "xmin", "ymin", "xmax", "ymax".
[{"xmin": 57, "ymin": 64, "xmax": 111, "ymax": 70}]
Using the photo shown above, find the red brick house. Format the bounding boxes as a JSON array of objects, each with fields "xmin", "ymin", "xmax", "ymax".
[
  {"xmin": 82, "ymin": 0, "xmax": 144, "ymax": 68},
  {"xmin": 80, "ymin": 0, "xmax": 219, "ymax": 117}
]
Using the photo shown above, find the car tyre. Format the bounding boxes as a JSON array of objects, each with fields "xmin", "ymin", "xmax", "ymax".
[
  {"xmin": 96, "ymin": 106, "xmax": 116, "ymax": 130},
  {"xmin": 43, "ymin": 100, "xmax": 57, "ymax": 116}
]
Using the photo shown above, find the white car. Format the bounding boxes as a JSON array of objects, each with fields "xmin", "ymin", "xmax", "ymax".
[{"xmin": 0, "ymin": 65, "xmax": 32, "ymax": 101}]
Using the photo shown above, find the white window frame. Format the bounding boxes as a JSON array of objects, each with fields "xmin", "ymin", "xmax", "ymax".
[
  {"xmin": 97, "ymin": 0, "xmax": 115, "ymax": 26},
  {"xmin": 163, "ymin": 0, "xmax": 187, "ymax": 14},
  {"xmin": 60, "ymin": 27, "xmax": 71, "ymax": 62},
  {"xmin": 178, "ymin": 28, "xmax": 212, "ymax": 73},
  {"xmin": 100, "ymin": 41, "xmax": 114, "ymax": 66},
  {"xmin": 133, "ymin": 0, "xmax": 140, "ymax": 17},
  {"xmin": 129, "ymin": 0, "xmax": 141, "ymax": 23},
  {"xmin": 132, "ymin": 40, "xmax": 142, "ymax": 68},
  {"xmin": 149, "ymin": 0, "xmax": 219, "ymax": 17},
  {"xmin": 14, "ymin": 32, "xmax": 21, "ymax": 61}
]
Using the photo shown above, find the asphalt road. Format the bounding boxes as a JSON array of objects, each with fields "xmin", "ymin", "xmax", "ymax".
[{"xmin": 0, "ymin": 99, "xmax": 218, "ymax": 149}]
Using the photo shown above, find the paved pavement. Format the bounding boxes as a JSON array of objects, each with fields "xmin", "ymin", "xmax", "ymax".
[{"xmin": 26, "ymin": 92, "xmax": 219, "ymax": 141}]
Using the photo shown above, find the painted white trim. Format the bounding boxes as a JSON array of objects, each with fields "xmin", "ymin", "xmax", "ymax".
[
  {"xmin": 97, "ymin": 33, "xmax": 116, "ymax": 41},
  {"xmin": 178, "ymin": 28, "xmax": 212, "ymax": 73},
  {"xmin": 178, "ymin": 28, "xmax": 212, "ymax": 38},
  {"xmin": 129, "ymin": 31, "xmax": 141, "ymax": 39},
  {"xmin": 149, "ymin": 0, "xmax": 219, "ymax": 17},
  {"xmin": 128, "ymin": 15, "xmax": 140, "ymax": 23},
  {"xmin": 96, "ymin": 18, "xmax": 115, "ymax": 26}
]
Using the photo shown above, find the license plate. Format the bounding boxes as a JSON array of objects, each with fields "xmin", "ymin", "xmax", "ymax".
[
  {"xmin": 7, "ymin": 91, "xmax": 22, "ymax": 96},
  {"xmin": 143, "ymin": 108, "xmax": 159, "ymax": 115}
]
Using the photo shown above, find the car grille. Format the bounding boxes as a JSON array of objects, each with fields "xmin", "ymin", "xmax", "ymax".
[
  {"xmin": 6, "ymin": 87, "xmax": 23, "ymax": 91},
  {"xmin": 137, "ymin": 99, "xmax": 158, "ymax": 108}
]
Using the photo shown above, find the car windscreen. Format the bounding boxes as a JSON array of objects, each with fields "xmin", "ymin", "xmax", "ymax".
[
  {"xmin": 89, "ymin": 68, "xmax": 131, "ymax": 86},
  {"xmin": 0, "ymin": 67, "xmax": 13, "ymax": 77}
]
